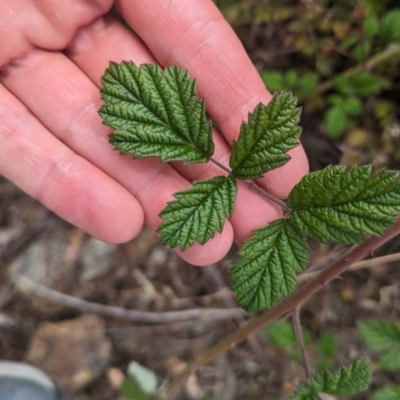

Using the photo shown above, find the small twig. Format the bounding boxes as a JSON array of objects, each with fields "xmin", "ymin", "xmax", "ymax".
[
  {"xmin": 298, "ymin": 251, "xmax": 400, "ymax": 283},
  {"xmin": 209, "ymin": 157, "xmax": 290, "ymax": 212},
  {"xmin": 14, "ymin": 275, "xmax": 249, "ymax": 324},
  {"xmin": 292, "ymin": 306, "xmax": 311, "ymax": 382}
]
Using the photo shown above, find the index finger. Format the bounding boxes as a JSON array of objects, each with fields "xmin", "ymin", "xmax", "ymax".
[{"xmin": 116, "ymin": 0, "xmax": 309, "ymax": 198}]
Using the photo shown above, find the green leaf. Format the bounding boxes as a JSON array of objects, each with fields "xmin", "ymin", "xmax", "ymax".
[
  {"xmin": 229, "ymin": 92, "xmax": 302, "ymax": 180},
  {"xmin": 266, "ymin": 321, "xmax": 311, "ymax": 350},
  {"xmin": 327, "ymin": 94, "xmax": 344, "ymax": 106},
  {"xmin": 348, "ymin": 72, "xmax": 383, "ymax": 97},
  {"xmin": 363, "ymin": 16, "xmax": 380, "ymax": 39},
  {"xmin": 231, "ymin": 219, "xmax": 309, "ymax": 311},
  {"xmin": 290, "ymin": 359, "xmax": 371, "ymax": 399},
  {"xmin": 262, "ymin": 71, "xmax": 285, "ymax": 92},
  {"xmin": 340, "ymin": 35, "xmax": 359, "ymax": 50},
  {"xmin": 284, "ymin": 70, "xmax": 298, "ymax": 88},
  {"xmin": 343, "ymin": 96, "xmax": 363, "ymax": 116},
  {"xmin": 357, "ymin": 320, "xmax": 400, "ymax": 352},
  {"xmin": 352, "ymin": 41, "xmax": 372, "ymax": 61},
  {"xmin": 312, "ymin": 358, "xmax": 371, "ymax": 395},
  {"xmin": 333, "ymin": 73, "xmax": 382, "ymax": 97},
  {"xmin": 324, "ymin": 105, "xmax": 348, "ymax": 138},
  {"xmin": 317, "ymin": 331, "xmax": 338, "ymax": 359},
  {"xmin": 295, "ymin": 73, "xmax": 320, "ymax": 100},
  {"xmin": 127, "ymin": 362, "xmax": 157, "ymax": 394},
  {"xmin": 358, "ymin": 320, "xmax": 400, "ymax": 370},
  {"xmin": 333, "ymin": 76, "xmax": 352, "ymax": 95},
  {"xmin": 379, "ymin": 346, "xmax": 400, "ymax": 370},
  {"xmin": 158, "ymin": 176, "xmax": 237, "ymax": 250},
  {"xmin": 371, "ymin": 385, "xmax": 400, "ymax": 400},
  {"xmin": 121, "ymin": 377, "xmax": 156, "ymax": 400},
  {"xmin": 289, "ymin": 385, "xmax": 320, "ymax": 400},
  {"xmin": 99, "ymin": 62, "xmax": 214, "ymax": 164},
  {"xmin": 266, "ymin": 321, "xmax": 297, "ymax": 349},
  {"xmin": 379, "ymin": 9, "xmax": 400, "ymax": 41},
  {"xmin": 264, "ymin": 70, "xmax": 316, "ymax": 103},
  {"xmin": 287, "ymin": 166, "xmax": 400, "ymax": 245}
]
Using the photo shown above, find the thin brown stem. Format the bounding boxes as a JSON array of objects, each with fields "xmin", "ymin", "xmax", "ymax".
[
  {"xmin": 210, "ymin": 157, "xmax": 231, "ymax": 174},
  {"xmin": 292, "ymin": 306, "xmax": 311, "ymax": 382},
  {"xmin": 165, "ymin": 217, "xmax": 400, "ymax": 399},
  {"xmin": 298, "ymin": 251, "xmax": 400, "ymax": 283},
  {"xmin": 209, "ymin": 157, "xmax": 290, "ymax": 212}
]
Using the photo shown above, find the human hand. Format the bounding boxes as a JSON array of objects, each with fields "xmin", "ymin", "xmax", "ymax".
[{"xmin": 0, "ymin": 0, "xmax": 308, "ymax": 266}]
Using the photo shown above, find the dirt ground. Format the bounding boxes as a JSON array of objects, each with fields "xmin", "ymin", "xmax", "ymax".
[
  {"xmin": 1, "ymin": 2, "xmax": 400, "ymax": 400},
  {"xmin": 2, "ymin": 172, "xmax": 400, "ymax": 400}
]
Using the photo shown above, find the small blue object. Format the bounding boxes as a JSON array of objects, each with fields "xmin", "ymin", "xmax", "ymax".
[{"xmin": 0, "ymin": 362, "xmax": 69, "ymax": 400}]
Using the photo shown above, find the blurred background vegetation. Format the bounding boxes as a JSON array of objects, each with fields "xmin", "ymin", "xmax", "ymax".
[{"xmin": 215, "ymin": 0, "xmax": 400, "ymax": 172}]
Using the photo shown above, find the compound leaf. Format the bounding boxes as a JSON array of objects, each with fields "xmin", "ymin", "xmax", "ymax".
[
  {"xmin": 158, "ymin": 176, "xmax": 237, "ymax": 250},
  {"xmin": 231, "ymin": 218, "xmax": 309, "ymax": 312},
  {"xmin": 99, "ymin": 62, "xmax": 214, "ymax": 164},
  {"xmin": 287, "ymin": 166, "xmax": 400, "ymax": 244},
  {"xmin": 290, "ymin": 358, "xmax": 371, "ymax": 399},
  {"xmin": 229, "ymin": 92, "xmax": 301, "ymax": 180}
]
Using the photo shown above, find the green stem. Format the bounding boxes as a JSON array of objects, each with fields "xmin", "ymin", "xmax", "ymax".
[
  {"xmin": 164, "ymin": 217, "xmax": 400, "ymax": 399},
  {"xmin": 209, "ymin": 157, "xmax": 290, "ymax": 212},
  {"xmin": 308, "ymin": 42, "xmax": 400, "ymax": 97}
]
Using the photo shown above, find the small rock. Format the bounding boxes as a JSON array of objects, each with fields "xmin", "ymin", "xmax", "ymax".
[
  {"xmin": 26, "ymin": 315, "xmax": 112, "ymax": 391},
  {"xmin": 149, "ymin": 248, "xmax": 168, "ymax": 266},
  {"xmin": 79, "ymin": 238, "xmax": 117, "ymax": 283},
  {"xmin": 8, "ymin": 232, "xmax": 67, "ymax": 287}
]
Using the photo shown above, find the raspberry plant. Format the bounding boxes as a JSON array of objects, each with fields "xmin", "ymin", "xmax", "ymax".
[{"xmin": 99, "ymin": 61, "xmax": 400, "ymax": 399}]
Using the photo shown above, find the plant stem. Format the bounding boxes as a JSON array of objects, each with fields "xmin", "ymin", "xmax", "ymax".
[
  {"xmin": 164, "ymin": 217, "xmax": 400, "ymax": 400},
  {"xmin": 210, "ymin": 157, "xmax": 231, "ymax": 174},
  {"xmin": 240, "ymin": 179, "xmax": 290, "ymax": 212},
  {"xmin": 292, "ymin": 306, "xmax": 311, "ymax": 382},
  {"xmin": 308, "ymin": 42, "xmax": 400, "ymax": 97},
  {"xmin": 209, "ymin": 157, "xmax": 290, "ymax": 212}
]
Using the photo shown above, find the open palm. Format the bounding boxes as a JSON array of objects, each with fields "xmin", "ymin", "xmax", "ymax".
[{"xmin": 0, "ymin": 0, "xmax": 308, "ymax": 266}]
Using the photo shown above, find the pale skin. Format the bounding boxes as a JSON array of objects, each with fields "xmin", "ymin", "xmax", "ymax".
[{"xmin": 0, "ymin": 0, "xmax": 308, "ymax": 266}]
